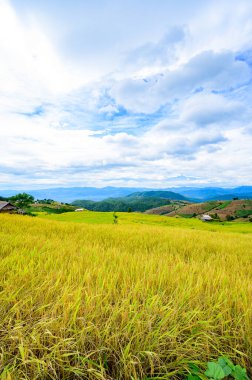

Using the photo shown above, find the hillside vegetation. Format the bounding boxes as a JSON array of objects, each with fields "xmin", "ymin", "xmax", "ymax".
[
  {"xmin": 126, "ymin": 190, "xmax": 189, "ymax": 201},
  {"xmin": 30, "ymin": 201, "xmax": 75, "ymax": 214},
  {"xmin": 146, "ymin": 199, "xmax": 252, "ymax": 221},
  {"xmin": 0, "ymin": 213, "xmax": 251, "ymax": 379},
  {"xmin": 71, "ymin": 191, "xmax": 190, "ymax": 212},
  {"xmin": 71, "ymin": 197, "xmax": 188, "ymax": 213}
]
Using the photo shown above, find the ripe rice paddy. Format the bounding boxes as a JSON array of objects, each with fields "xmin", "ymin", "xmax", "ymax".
[{"xmin": 0, "ymin": 213, "xmax": 251, "ymax": 379}]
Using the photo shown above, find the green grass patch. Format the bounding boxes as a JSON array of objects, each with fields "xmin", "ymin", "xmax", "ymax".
[
  {"xmin": 217, "ymin": 200, "xmax": 232, "ymax": 210},
  {"xmin": 235, "ymin": 209, "xmax": 252, "ymax": 218},
  {"xmin": 177, "ymin": 213, "xmax": 195, "ymax": 218},
  {"xmin": 203, "ymin": 201, "xmax": 221, "ymax": 212}
]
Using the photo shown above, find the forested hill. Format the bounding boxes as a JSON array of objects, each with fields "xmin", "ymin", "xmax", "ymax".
[
  {"xmin": 72, "ymin": 196, "xmax": 189, "ymax": 212},
  {"xmin": 126, "ymin": 190, "xmax": 189, "ymax": 201}
]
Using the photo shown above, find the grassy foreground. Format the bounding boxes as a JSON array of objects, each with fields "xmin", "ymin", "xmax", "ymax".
[{"xmin": 0, "ymin": 214, "xmax": 251, "ymax": 379}]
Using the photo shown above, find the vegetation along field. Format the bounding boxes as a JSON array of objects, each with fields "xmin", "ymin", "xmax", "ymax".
[{"xmin": 0, "ymin": 212, "xmax": 251, "ymax": 379}]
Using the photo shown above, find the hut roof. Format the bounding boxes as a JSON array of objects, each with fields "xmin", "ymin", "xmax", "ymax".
[
  {"xmin": 0, "ymin": 201, "xmax": 9, "ymax": 210},
  {"xmin": 0, "ymin": 201, "xmax": 16, "ymax": 210}
]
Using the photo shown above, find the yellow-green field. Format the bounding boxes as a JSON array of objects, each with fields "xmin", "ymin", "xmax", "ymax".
[
  {"xmin": 38, "ymin": 210, "xmax": 252, "ymax": 233},
  {"xmin": 0, "ymin": 213, "xmax": 251, "ymax": 379}
]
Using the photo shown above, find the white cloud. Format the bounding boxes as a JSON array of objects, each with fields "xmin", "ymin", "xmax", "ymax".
[
  {"xmin": 0, "ymin": 0, "xmax": 81, "ymax": 116},
  {"xmin": 179, "ymin": 92, "xmax": 247, "ymax": 126},
  {"xmin": 110, "ymin": 50, "xmax": 251, "ymax": 114},
  {"xmin": 98, "ymin": 104, "xmax": 119, "ymax": 116},
  {"xmin": 1, "ymin": 0, "xmax": 252, "ymax": 188},
  {"xmin": 124, "ymin": 26, "xmax": 186, "ymax": 72}
]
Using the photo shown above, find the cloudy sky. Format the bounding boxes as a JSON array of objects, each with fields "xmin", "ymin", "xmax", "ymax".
[{"xmin": 1, "ymin": 0, "xmax": 252, "ymax": 189}]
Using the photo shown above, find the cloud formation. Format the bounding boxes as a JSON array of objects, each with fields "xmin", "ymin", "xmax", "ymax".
[{"xmin": 1, "ymin": 0, "xmax": 252, "ymax": 189}]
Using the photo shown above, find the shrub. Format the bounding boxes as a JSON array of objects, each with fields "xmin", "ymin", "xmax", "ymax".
[
  {"xmin": 226, "ymin": 214, "xmax": 234, "ymax": 221},
  {"xmin": 186, "ymin": 356, "xmax": 249, "ymax": 380},
  {"xmin": 113, "ymin": 211, "xmax": 118, "ymax": 224}
]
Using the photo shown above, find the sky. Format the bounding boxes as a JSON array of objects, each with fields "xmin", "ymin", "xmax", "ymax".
[{"xmin": 0, "ymin": 0, "xmax": 252, "ymax": 189}]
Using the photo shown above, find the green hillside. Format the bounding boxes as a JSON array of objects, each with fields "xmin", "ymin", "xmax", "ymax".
[
  {"xmin": 30, "ymin": 201, "xmax": 75, "ymax": 214},
  {"xmin": 71, "ymin": 190, "xmax": 191, "ymax": 212},
  {"xmin": 126, "ymin": 190, "xmax": 190, "ymax": 201},
  {"xmin": 71, "ymin": 196, "xmax": 187, "ymax": 212}
]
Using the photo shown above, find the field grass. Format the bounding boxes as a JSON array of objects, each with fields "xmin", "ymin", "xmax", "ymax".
[
  {"xmin": 38, "ymin": 210, "xmax": 252, "ymax": 234},
  {"xmin": 0, "ymin": 213, "xmax": 252, "ymax": 379}
]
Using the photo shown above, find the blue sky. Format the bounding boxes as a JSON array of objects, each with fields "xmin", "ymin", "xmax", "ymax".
[{"xmin": 0, "ymin": 0, "xmax": 252, "ymax": 189}]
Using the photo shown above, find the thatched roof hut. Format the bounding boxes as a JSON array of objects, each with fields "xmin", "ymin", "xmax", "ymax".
[{"xmin": 0, "ymin": 201, "xmax": 17, "ymax": 213}]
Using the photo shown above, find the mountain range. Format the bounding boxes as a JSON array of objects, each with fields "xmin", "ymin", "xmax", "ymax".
[{"xmin": 0, "ymin": 186, "xmax": 252, "ymax": 203}]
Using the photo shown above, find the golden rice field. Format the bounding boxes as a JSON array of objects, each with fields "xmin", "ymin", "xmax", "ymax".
[{"xmin": 0, "ymin": 213, "xmax": 251, "ymax": 379}]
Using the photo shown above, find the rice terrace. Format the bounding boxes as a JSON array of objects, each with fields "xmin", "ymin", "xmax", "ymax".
[
  {"xmin": 0, "ymin": 204, "xmax": 251, "ymax": 379},
  {"xmin": 1, "ymin": 0, "xmax": 252, "ymax": 379}
]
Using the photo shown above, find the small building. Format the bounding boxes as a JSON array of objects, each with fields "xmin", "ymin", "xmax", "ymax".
[
  {"xmin": 75, "ymin": 208, "xmax": 84, "ymax": 212},
  {"xmin": 0, "ymin": 201, "xmax": 17, "ymax": 213},
  {"xmin": 200, "ymin": 214, "xmax": 213, "ymax": 222}
]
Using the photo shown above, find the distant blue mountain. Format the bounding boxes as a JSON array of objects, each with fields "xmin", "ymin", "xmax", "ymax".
[
  {"xmin": 126, "ymin": 190, "xmax": 189, "ymax": 201},
  {"xmin": 0, "ymin": 186, "xmax": 252, "ymax": 203},
  {"xmin": 171, "ymin": 186, "xmax": 252, "ymax": 200},
  {"xmin": 208, "ymin": 193, "xmax": 252, "ymax": 201},
  {"xmin": 0, "ymin": 187, "xmax": 149, "ymax": 203}
]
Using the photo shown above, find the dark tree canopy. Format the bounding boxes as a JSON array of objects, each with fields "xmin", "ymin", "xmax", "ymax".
[{"xmin": 10, "ymin": 193, "xmax": 35, "ymax": 209}]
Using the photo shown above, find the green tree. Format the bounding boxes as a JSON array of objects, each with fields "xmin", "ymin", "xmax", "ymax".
[
  {"xmin": 210, "ymin": 213, "xmax": 220, "ymax": 220},
  {"xmin": 226, "ymin": 214, "xmax": 234, "ymax": 221},
  {"xmin": 10, "ymin": 193, "xmax": 34, "ymax": 209}
]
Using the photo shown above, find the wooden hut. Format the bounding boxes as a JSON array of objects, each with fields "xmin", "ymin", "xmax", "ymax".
[{"xmin": 0, "ymin": 201, "xmax": 17, "ymax": 213}]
